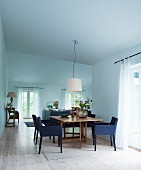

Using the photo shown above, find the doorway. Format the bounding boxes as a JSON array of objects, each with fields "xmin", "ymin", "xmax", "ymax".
[
  {"xmin": 17, "ymin": 87, "xmax": 41, "ymax": 119},
  {"xmin": 21, "ymin": 91, "xmax": 35, "ymax": 118}
]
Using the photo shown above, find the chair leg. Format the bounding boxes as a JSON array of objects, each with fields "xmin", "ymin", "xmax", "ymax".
[
  {"xmin": 60, "ymin": 136, "xmax": 62, "ymax": 153},
  {"xmin": 92, "ymin": 129, "xmax": 94, "ymax": 145},
  {"xmin": 64, "ymin": 127, "xmax": 66, "ymax": 138},
  {"xmin": 94, "ymin": 135, "xmax": 96, "ymax": 151},
  {"xmin": 53, "ymin": 136, "xmax": 55, "ymax": 143},
  {"xmin": 113, "ymin": 135, "xmax": 116, "ymax": 151},
  {"xmin": 72, "ymin": 126, "xmax": 74, "ymax": 138},
  {"xmin": 38, "ymin": 137, "xmax": 42, "ymax": 154},
  {"xmin": 36, "ymin": 130, "xmax": 38, "ymax": 144},
  {"xmin": 91, "ymin": 127, "xmax": 93, "ymax": 139},
  {"xmin": 58, "ymin": 136, "xmax": 60, "ymax": 147},
  {"xmin": 110, "ymin": 135, "xmax": 113, "ymax": 146},
  {"xmin": 34, "ymin": 128, "xmax": 36, "ymax": 141}
]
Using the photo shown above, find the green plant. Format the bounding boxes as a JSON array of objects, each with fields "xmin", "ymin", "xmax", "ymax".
[
  {"xmin": 47, "ymin": 104, "xmax": 53, "ymax": 109},
  {"xmin": 74, "ymin": 98, "xmax": 81, "ymax": 107},
  {"xmin": 79, "ymin": 97, "xmax": 92, "ymax": 110},
  {"xmin": 53, "ymin": 101, "xmax": 59, "ymax": 109}
]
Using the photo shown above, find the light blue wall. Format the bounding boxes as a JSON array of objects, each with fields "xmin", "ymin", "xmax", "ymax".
[
  {"xmin": 92, "ymin": 43, "xmax": 141, "ymax": 121},
  {"xmin": 0, "ymin": 12, "xmax": 7, "ymax": 137},
  {"xmin": 7, "ymin": 52, "xmax": 92, "ymax": 115}
]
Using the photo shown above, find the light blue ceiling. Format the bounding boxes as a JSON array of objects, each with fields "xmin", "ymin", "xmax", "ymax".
[{"xmin": 1, "ymin": 0, "xmax": 141, "ymax": 65}]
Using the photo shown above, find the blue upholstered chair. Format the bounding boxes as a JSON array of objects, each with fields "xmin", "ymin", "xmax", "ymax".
[
  {"xmin": 93, "ymin": 117, "xmax": 118, "ymax": 151},
  {"xmin": 36, "ymin": 117, "xmax": 62, "ymax": 154},
  {"xmin": 32, "ymin": 114, "xmax": 60, "ymax": 144},
  {"xmin": 32, "ymin": 114, "xmax": 38, "ymax": 142}
]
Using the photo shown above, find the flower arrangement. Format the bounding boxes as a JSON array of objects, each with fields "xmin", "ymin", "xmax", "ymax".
[
  {"xmin": 74, "ymin": 97, "xmax": 92, "ymax": 117},
  {"xmin": 78, "ymin": 97, "xmax": 92, "ymax": 110}
]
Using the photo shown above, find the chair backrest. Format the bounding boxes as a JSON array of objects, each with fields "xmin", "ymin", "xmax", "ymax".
[
  {"xmin": 110, "ymin": 117, "xmax": 118, "ymax": 134},
  {"xmin": 50, "ymin": 111, "xmax": 70, "ymax": 123},
  {"xmin": 110, "ymin": 117, "xmax": 118, "ymax": 126},
  {"xmin": 8, "ymin": 108, "xmax": 15, "ymax": 115},
  {"xmin": 36, "ymin": 116, "xmax": 62, "ymax": 137},
  {"xmin": 87, "ymin": 111, "xmax": 96, "ymax": 118},
  {"xmin": 32, "ymin": 114, "xmax": 39, "ymax": 129},
  {"xmin": 36, "ymin": 117, "xmax": 43, "ymax": 131},
  {"xmin": 94, "ymin": 117, "xmax": 118, "ymax": 135},
  {"xmin": 50, "ymin": 110, "xmax": 70, "ymax": 116}
]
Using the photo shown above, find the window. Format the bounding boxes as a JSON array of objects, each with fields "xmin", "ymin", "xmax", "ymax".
[
  {"xmin": 65, "ymin": 92, "xmax": 82, "ymax": 109},
  {"xmin": 17, "ymin": 88, "xmax": 41, "ymax": 118},
  {"xmin": 21, "ymin": 91, "xmax": 35, "ymax": 118}
]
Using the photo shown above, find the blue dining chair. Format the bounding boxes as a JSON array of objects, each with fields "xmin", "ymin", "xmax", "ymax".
[
  {"xmin": 32, "ymin": 114, "xmax": 60, "ymax": 144},
  {"xmin": 32, "ymin": 114, "xmax": 38, "ymax": 142},
  {"xmin": 93, "ymin": 117, "xmax": 118, "ymax": 151},
  {"xmin": 36, "ymin": 116, "xmax": 62, "ymax": 154}
]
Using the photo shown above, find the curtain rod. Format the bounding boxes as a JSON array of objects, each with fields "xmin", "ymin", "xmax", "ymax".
[
  {"xmin": 61, "ymin": 89, "xmax": 85, "ymax": 91},
  {"xmin": 14, "ymin": 86, "xmax": 43, "ymax": 89},
  {"xmin": 114, "ymin": 51, "xmax": 141, "ymax": 64}
]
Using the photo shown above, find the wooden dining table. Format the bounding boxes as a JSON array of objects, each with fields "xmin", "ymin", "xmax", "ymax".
[{"xmin": 50, "ymin": 115, "xmax": 102, "ymax": 148}]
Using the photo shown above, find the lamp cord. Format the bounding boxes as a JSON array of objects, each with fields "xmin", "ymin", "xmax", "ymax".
[{"xmin": 73, "ymin": 40, "xmax": 78, "ymax": 78}]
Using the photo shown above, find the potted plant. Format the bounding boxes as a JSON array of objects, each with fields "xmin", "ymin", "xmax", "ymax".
[
  {"xmin": 78, "ymin": 97, "xmax": 92, "ymax": 117},
  {"xmin": 79, "ymin": 97, "xmax": 92, "ymax": 110}
]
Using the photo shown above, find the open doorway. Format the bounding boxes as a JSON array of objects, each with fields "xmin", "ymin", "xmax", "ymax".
[
  {"xmin": 17, "ymin": 88, "xmax": 41, "ymax": 119},
  {"xmin": 21, "ymin": 91, "xmax": 35, "ymax": 118}
]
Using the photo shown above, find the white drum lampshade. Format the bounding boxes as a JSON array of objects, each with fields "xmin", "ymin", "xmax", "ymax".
[{"xmin": 67, "ymin": 78, "xmax": 82, "ymax": 92}]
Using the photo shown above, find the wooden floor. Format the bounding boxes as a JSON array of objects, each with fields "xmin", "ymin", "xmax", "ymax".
[{"xmin": 0, "ymin": 119, "xmax": 141, "ymax": 170}]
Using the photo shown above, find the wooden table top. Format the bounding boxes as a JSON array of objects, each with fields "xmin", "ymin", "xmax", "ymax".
[{"xmin": 50, "ymin": 116, "xmax": 102, "ymax": 123}]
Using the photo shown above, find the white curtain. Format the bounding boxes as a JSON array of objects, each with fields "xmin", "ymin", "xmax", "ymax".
[
  {"xmin": 61, "ymin": 89, "xmax": 66, "ymax": 110},
  {"xmin": 17, "ymin": 88, "xmax": 23, "ymax": 119},
  {"xmin": 34, "ymin": 89, "xmax": 43, "ymax": 116},
  {"xmin": 130, "ymin": 65, "xmax": 141, "ymax": 149},
  {"xmin": 116, "ymin": 59, "xmax": 131, "ymax": 149}
]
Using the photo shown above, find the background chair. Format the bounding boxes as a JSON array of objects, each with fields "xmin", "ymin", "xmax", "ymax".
[
  {"xmin": 36, "ymin": 117, "xmax": 62, "ymax": 154},
  {"xmin": 32, "ymin": 114, "xmax": 39, "ymax": 143},
  {"xmin": 87, "ymin": 113, "xmax": 96, "ymax": 128},
  {"xmin": 93, "ymin": 117, "xmax": 118, "ymax": 151},
  {"xmin": 8, "ymin": 108, "xmax": 19, "ymax": 123},
  {"xmin": 50, "ymin": 110, "xmax": 77, "ymax": 138}
]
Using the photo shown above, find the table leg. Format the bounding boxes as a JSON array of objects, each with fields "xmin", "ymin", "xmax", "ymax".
[
  {"xmin": 85, "ymin": 122, "xmax": 87, "ymax": 142},
  {"xmin": 61, "ymin": 121, "xmax": 66, "ymax": 139},
  {"xmin": 81, "ymin": 122, "xmax": 84, "ymax": 141},
  {"xmin": 79, "ymin": 122, "xmax": 81, "ymax": 148}
]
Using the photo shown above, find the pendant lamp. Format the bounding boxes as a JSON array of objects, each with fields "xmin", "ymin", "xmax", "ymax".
[{"xmin": 67, "ymin": 40, "xmax": 82, "ymax": 92}]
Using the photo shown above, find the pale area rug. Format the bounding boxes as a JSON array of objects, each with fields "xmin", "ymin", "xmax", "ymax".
[{"xmin": 42, "ymin": 137, "xmax": 121, "ymax": 160}]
